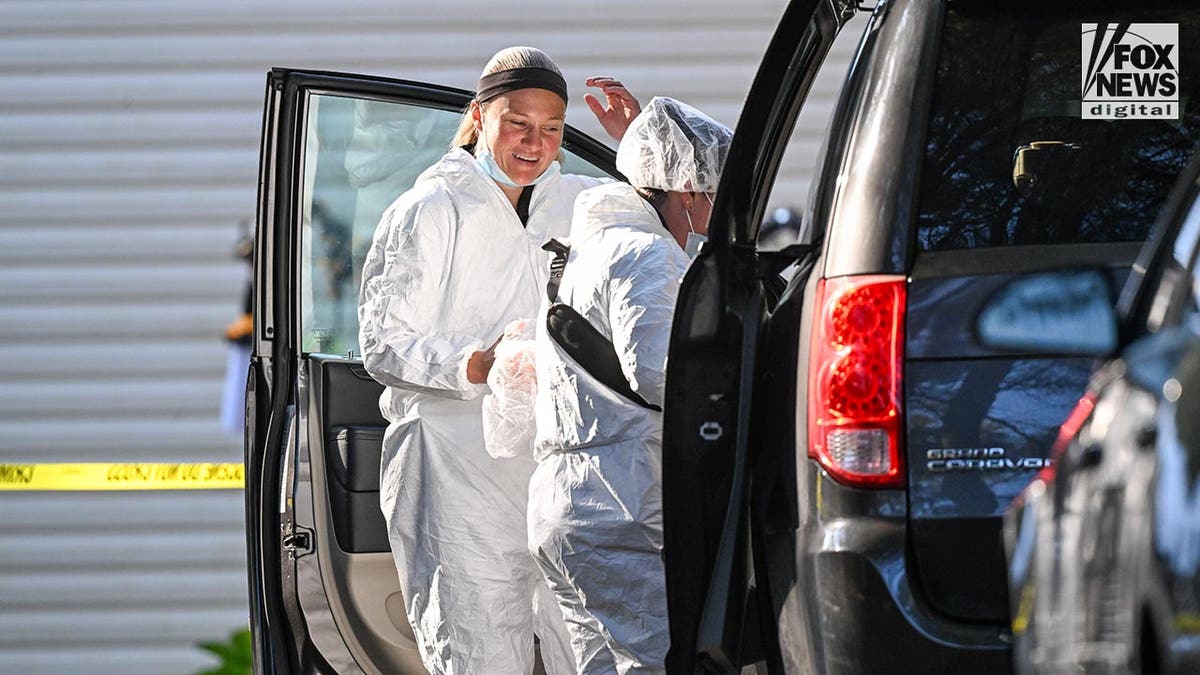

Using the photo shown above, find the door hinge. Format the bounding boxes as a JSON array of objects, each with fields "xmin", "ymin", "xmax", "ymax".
[{"xmin": 283, "ymin": 528, "xmax": 313, "ymax": 556}]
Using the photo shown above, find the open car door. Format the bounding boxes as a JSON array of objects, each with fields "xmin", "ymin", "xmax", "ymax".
[
  {"xmin": 246, "ymin": 69, "xmax": 619, "ymax": 674},
  {"xmin": 661, "ymin": 1, "xmax": 858, "ymax": 672}
]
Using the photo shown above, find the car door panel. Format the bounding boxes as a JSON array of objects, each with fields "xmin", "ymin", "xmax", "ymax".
[
  {"xmin": 660, "ymin": 1, "xmax": 856, "ymax": 672},
  {"xmin": 309, "ymin": 357, "xmax": 387, "ymax": 553},
  {"xmin": 294, "ymin": 357, "xmax": 421, "ymax": 674}
]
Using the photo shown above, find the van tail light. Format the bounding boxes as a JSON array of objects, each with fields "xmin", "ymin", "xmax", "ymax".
[{"xmin": 807, "ymin": 275, "xmax": 906, "ymax": 487}]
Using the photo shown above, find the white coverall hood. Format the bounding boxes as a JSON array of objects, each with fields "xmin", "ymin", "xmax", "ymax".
[
  {"xmin": 529, "ymin": 181, "xmax": 690, "ymax": 673},
  {"xmin": 359, "ymin": 147, "xmax": 603, "ymax": 675}
]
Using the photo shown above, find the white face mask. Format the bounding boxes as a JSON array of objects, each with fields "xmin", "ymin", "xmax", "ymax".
[{"xmin": 682, "ymin": 193, "xmax": 713, "ymax": 259}]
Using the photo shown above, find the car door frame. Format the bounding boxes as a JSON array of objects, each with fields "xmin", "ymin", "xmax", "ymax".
[
  {"xmin": 246, "ymin": 68, "xmax": 619, "ymax": 674},
  {"xmin": 660, "ymin": 0, "xmax": 859, "ymax": 672}
]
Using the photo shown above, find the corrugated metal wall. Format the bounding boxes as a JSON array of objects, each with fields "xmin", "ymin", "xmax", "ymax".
[{"xmin": 0, "ymin": 2, "xmax": 863, "ymax": 672}]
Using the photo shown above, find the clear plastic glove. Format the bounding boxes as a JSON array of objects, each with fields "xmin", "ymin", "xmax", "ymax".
[{"xmin": 482, "ymin": 320, "xmax": 538, "ymax": 459}]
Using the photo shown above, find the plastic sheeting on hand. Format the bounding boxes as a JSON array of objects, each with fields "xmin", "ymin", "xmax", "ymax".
[{"xmin": 483, "ymin": 320, "xmax": 538, "ymax": 459}]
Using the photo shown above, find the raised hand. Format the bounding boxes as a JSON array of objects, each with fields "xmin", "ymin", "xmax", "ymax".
[{"xmin": 584, "ymin": 76, "xmax": 642, "ymax": 141}]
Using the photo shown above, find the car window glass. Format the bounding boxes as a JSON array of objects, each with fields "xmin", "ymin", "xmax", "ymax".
[
  {"xmin": 917, "ymin": 1, "xmax": 1200, "ymax": 251},
  {"xmin": 298, "ymin": 93, "xmax": 609, "ymax": 356},
  {"xmin": 1174, "ymin": 194, "xmax": 1200, "ymax": 266},
  {"xmin": 1178, "ymin": 197, "xmax": 1200, "ymax": 312},
  {"xmin": 1147, "ymin": 196, "xmax": 1200, "ymax": 331},
  {"xmin": 756, "ymin": 13, "xmax": 869, "ymax": 251}
]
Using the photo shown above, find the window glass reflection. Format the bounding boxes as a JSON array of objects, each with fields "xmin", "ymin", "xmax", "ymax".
[
  {"xmin": 300, "ymin": 95, "xmax": 460, "ymax": 355},
  {"xmin": 298, "ymin": 94, "xmax": 611, "ymax": 356},
  {"xmin": 917, "ymin": 2, "xmax": 1199, "ymax": 251},
  {"xmin": 1178, "ymin": 199, "xmax": 1200, "ymax": 314}
]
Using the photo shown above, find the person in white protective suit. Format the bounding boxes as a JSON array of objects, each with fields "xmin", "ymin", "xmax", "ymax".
[
  {"xmin": 527, "ymin": 97, "xmax": 733, "ymax": 674},
  {"xmin": 357, "ymin": 46, "xmax": 640, "ymax": 675}
]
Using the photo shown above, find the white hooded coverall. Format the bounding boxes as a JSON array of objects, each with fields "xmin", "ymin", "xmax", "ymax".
[
  {"xmin": 528, "ymin": 181, "xmax": 691, "ymax": 674},
  {"xmin": 359, "ymin": 147, "xmax": 602, "ymax": 675}
]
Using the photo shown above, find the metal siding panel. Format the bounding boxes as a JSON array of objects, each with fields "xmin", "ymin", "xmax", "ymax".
[
  {"xmin": 2, "ymin": 492, "xmax": 243, "ymax": 527},
  {"xmin": 0, "ymin": 608, "xmax": 251, "ymax": 645},
  {"xmin": 0, "ymin": 340, "xmax": 231, "ymax": 377},
  {"xmin": 0, "ymin": 226, "xmax": 250, "ymax": 264},
  {"xmin": 0, "ymin": 419, "xmax": 239, "ymax": 458},
  {"xmin": 6, "ymin": 187, "xmax": 253, "ymax": 223},
  {"xmin": 0, "ymin": 378, "xmax": 228, "ymax": 419},
  {"xmin": 0, "ymin": 1, "xmax": 856, "ymax": 670},
  {"xmin": 2, "ymin": 570, "xmax": 247, "ymax": 607},
  {"xmin": 0, "ymin": 0, "xmax": 785, "ymax": 32},
  {"xmin": 0, "ymin": 148, "xmax": 259, "ymax": 188},
  {"xmin": 2, "ymin": 531, "xmax": 246, "ymax": 568},
  {"xmin": 0, "ymin": 110, "xmax": 257, "ymax": 150},
  {"xmin": 0, "ymin": 303, "xmax": 234, "ymax": 340},
  {"xmin": 1, "ymin": 647, "xmax": 233, "ymax": 675},
  {"xmin": 0, "ymin": 494, "xmax": 246, "ymax": 672},
  {"xmin": 0, "ymin": 30, "xmax": 773, "ymax": 71},
  {"xmin": 0, "ymin": 263, "xmax": 244, "ymax": 301}
]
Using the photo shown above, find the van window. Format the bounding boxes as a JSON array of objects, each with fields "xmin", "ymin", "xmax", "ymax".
[
  {"xmin": 917, "ymin": 1, "xmax": 1199, "ymax": 251},
  {"xmin": 756, "ymin": 13, "xmax": 870, "ymax": 251}
]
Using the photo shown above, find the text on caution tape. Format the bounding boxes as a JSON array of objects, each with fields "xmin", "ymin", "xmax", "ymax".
[{"xmin": 0, "ymin": 463, "xmax": 245, "ymax": 491}]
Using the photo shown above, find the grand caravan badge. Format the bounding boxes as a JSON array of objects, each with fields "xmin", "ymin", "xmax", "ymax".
[{"xmin": 1082, "ymin": 23, "xmax": 1179, "ymax": 120}]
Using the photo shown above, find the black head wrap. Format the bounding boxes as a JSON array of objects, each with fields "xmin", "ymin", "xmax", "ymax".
[{"xmin": 476, "ymin": 67, "xmax": 568, "ymax": 105}]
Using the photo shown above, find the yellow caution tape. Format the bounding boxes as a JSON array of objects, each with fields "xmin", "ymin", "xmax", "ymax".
[
  {"xmin": 1010, "ymin": 582, "xmax": 1035, "ymax": 636},
  {"xmin": 0, "ymin": 463, "xmax": 244, "ymax": 491},
  {"xmin": 1176, "ymin": 612, "xmax": 1200, "ymax": 634}
]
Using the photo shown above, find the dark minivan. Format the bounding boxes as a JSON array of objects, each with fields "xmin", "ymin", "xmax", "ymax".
[
  {"xmin": 247, "ymin": 0, "xmax": 1200, "ymax": 673},
  {"xmin": 662, "ymin": 1, "xmax": 1197, "ymax": 672}
]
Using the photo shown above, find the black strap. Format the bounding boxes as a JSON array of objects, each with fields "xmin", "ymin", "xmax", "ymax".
[
  {"xmin": 540, "ymin": 239, "xmax": 660, "ymax": 412},
  {"xmin": 546, "ymin": 304, "xmax": 661, "ymax": 412},
  {"xmin": 516, "ymin": 185, "xmax": 534, "ymax": 227},
  {"xmin": 542, "ymin": 238, "xmax": 570, "ymax": 300}
]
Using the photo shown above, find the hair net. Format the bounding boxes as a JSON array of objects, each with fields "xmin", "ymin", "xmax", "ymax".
[{"xmin": 616, "ymin": 97, "xmax": 733, "ymax": 193}]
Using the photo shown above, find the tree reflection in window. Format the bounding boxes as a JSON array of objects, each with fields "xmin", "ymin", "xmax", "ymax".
[{"xmin": 917, "ymin": 2, "xmax": 1198, "ymax": 251}]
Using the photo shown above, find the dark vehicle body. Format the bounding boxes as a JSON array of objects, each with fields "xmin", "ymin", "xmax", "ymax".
[
  {"xmin": 661, "ymin": 1, "xmax": 1197, "ymax": 673},
  {"xmin": 246, "ymin": 0, "xmax": 1200, "ymax": 673},
  {"xmin": 999, "ymin": 157, "xmax": 1200, "ymax": 674}
]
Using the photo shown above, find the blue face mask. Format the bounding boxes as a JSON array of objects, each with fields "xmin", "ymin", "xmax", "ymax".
[{"xmin": 475, "ymin": 136, "xmax": 560, "ymax": 188}]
